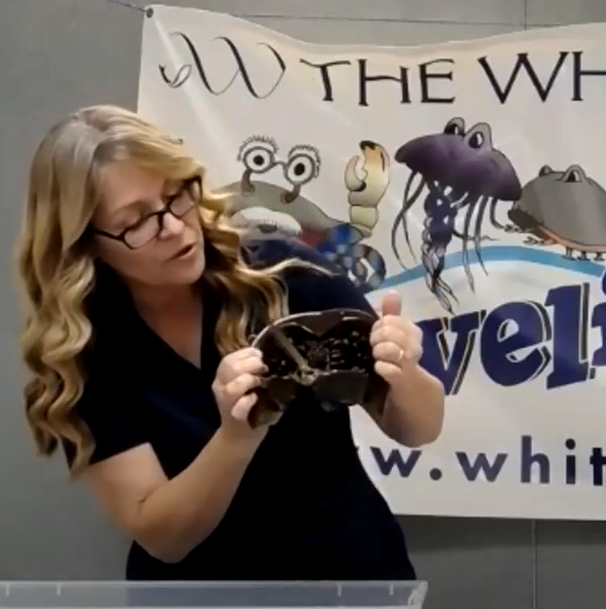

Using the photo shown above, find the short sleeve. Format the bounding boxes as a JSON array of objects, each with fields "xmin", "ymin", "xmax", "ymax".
[
  {"xmin": 63, "ymin": 375, "xmax": 149, "ymax": 468},
  {"xmin": 244, "ymin": 235, "xmax": 379, "ymax": 318}
]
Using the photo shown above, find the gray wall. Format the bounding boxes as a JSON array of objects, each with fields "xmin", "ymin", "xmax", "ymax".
[{"xmin": 2, "ymin": 1, "xmax": 606, "ymax": 608}]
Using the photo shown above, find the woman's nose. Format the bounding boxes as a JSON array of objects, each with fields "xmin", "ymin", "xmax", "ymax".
[{"xmin": 158, "ymin": 211, "xmax": 185, "ymax": 238}]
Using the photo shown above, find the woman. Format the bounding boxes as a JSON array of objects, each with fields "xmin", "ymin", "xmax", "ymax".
[{"xmin": 17, "ymin": 105, "xmax": 444, "ymax": 582}]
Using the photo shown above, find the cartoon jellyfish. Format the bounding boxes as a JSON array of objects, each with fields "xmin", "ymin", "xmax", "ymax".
[{"xmin": 392, "ymin": 117, "xmax": 522, "ymax": 313}]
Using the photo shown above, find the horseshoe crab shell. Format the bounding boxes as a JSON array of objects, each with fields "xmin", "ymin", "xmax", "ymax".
[
  {"xmin": 508, "ymin": 165, "xmax": 606, "ymax": 250},
  {"xmin": 248, "ymin": 308, "xmax": 388, "ymax": 428}
]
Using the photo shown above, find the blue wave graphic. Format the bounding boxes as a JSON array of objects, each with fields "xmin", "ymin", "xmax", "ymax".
[{"xmin": 380, "ymin": 245, "xmax": 605, "ymax": 290}]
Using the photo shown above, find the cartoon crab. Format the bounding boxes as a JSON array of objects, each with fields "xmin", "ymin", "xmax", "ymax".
[
  {"xmin": 505, "ymin": 164, "xmax": 606, "ymax": 261},
  {"xmin": 218, "ymin": 136, "xmax": 391, "ymax": 292}
]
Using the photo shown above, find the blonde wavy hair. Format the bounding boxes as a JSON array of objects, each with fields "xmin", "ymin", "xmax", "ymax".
[{"xmin": 17, "ymin": 104, "xmax": 320, "ymax": 476}]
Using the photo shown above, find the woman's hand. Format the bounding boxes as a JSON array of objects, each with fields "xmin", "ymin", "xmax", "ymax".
[
  {"xmin": 212, "ymin": 347, "xmax": 269, "ymax": 443},
  {"xmin": 368, "ymin": 291, "xmax": 444, "ymax": 447},
  {"xmin": 370, "ymin": 292, "xmax": 423, "ymax": 385}
]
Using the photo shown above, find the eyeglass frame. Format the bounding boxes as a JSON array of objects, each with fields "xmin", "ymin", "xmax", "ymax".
[{"xmin": 90, "ymin": 175, "xmax": 201, "ymax": 250}]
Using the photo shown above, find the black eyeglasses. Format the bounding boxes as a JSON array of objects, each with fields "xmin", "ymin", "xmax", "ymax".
[{"xmin": 92, "ymin": 176, "xmax": 201, "ymax": 250}]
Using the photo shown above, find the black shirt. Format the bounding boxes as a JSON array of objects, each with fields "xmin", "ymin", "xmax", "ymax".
[{"xmin": 72, "ymin": 236, "xmax": 416, "ymax": 582}]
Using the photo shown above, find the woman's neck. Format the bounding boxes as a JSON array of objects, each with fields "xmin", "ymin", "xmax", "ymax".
[{"xmin": 130, "ymin": 282, "xmax": 201, "ymax": 318}]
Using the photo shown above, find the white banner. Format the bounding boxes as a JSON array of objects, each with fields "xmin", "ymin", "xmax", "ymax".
[{"xmin": 138, "ymin": 5, "xmax": 606, "ymax": 520}]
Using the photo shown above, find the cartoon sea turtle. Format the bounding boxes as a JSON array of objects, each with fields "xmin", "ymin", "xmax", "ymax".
[
  {"xmin": 505, "ymin": 164, "xmax": 606, "ymax": 261},
  {"xmin": 392, "ymin": 117, "xmax": 522, "ymax": 313},
  {"xmin": 217, "ymin": 136, "xmax": 390, "ymax": 292}
]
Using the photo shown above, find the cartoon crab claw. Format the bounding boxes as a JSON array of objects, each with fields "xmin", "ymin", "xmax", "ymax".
[
  {"xmin": 344, "ymin": 155, "xmax": 368, "ymax": 192},
  {"xmin": 344, "ymin": 141, "xmax": 391, "ymax": 235},
  {"xmin": 524, "ymin": 236, "xmax": 550, "ymax": 246},
  {"xmin": 344, "ymin": 142, "xmax": 390, "ymax": 207}
]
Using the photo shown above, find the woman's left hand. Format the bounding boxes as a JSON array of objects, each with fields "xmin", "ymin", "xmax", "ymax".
[{"xmin": 369, "ymin": 291, "xmax": 423, "ymax": 385}]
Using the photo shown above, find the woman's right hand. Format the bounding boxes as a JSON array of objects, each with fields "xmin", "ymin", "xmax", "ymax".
[{"xmin": 211, "ymin": 347, "xmax": 270, "ymax": 443}]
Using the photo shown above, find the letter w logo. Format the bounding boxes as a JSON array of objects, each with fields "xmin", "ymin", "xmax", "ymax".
[{"xmin": 159, "ymin": 33, "xmax": 286, "ymax": 99}]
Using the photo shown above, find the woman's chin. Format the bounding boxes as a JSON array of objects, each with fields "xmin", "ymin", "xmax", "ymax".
[{"xmin": 168, "ymin": 245, "xmax": 206, "ymax": 284}]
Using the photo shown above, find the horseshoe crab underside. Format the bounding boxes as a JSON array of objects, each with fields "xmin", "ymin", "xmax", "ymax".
[{"xmin": 248, "ymin": 308, "xmax": 388, "ymax": 427}]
